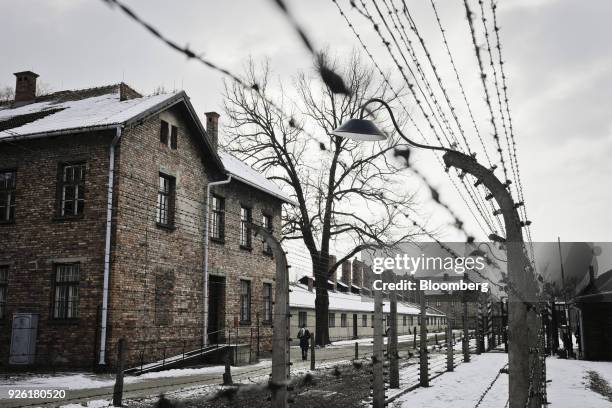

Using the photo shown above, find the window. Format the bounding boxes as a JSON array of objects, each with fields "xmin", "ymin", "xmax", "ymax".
[
  {"xmin": 53, "ymin": 264, "xmax": 79, "ymax": 319},
  {"xmin": 298, "ymin": 311, "xmax": 307, "ymax": 328},
  {"xmin": 341, "ymin": 313, "xmax": 347, "ymax": 327},
  {"xmin": 210, "ymin": 195, "xmax": 225, "ymax": 241},
  {"xmin": 160, "ymin": 120, "xmax": 178, "ymax": 149},
  {"xmin": 58, "ymin": 163, "xmax": 85, "ymax": 217},
  {"xmin": 328, "ymin": 312, "xmax": 336, "ymax": 328},
  {"xmin": 157, "ymin": 173, "xmax": 175, "ymax": 227},
  {"xmin": 403, "ymin": 315, "xmax": 407, "ymax": 326},
  {"xmin": 0, "ymin": 171, "xmax": 16, "ymax": 222},
  {"xmin": 0, "ymin": 266, "xmax": 7, "ymax": 319},
  {"xmin": 239, "ymin": 206, "xmax": 252, "ymax": 248},
  {"xmin": 362, "ymin": 314, "xmax": 367, "ymax": 327},
  {"xmin": 262, "ymin": 214, "xmax": 273, "ymax": 255},
  {"xmin": 263, "ymin": 283, "xmax": 273, "ymax": 323},
  {"xmin": 240, "ymin": 280, "xmax": 251, "ymax": 323}
]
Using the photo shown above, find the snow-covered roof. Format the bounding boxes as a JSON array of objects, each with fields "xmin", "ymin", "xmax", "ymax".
[
  {"xmin": 0, "ymin": 86, "xmax": 183, "ymax": 140},
  {"xmin": 0, "ymin": 83, "xmax": 294, "ymax": 205},
  {"xmin": 219, "ymin": 151, "xmax": 296, "ymax": 205},
  {"xmin": 289, "ymin": 283, "xmax": 444, "ymax": 316}
]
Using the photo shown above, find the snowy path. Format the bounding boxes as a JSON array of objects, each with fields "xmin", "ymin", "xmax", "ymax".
[
  {"xmin": 547, "ymin": 358, "xmax": 612, "ymax": 408},
  {"xmin": 394, "ymin": 354, "xmax": 612, "ymax": 408},
  {"xmin": 394, "ymin": 353, "xmax": 508, "ymax": 408}
]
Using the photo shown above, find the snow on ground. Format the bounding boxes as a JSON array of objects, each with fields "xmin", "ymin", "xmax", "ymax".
[
  {"xmin": 0, "ymin": 360, "xmax": 271, "ymax": 391},
  {"xmin": 395, "ymin": 354, "xmax": 612, "ymax": 408},
  {"xmin": 60, "ymin": 399, "xmax": 117, "ymax": 408},
  {"xmin": 395, "ymin": 353, "xmax": 509, "ymax": 408},
  {"xmin": 547, "ymin": 358, "xmax": 612, "ymax": 408}
]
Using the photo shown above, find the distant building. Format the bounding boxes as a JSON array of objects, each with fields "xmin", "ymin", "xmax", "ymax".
[
  {"xmin": 574, "ymin": 269, "xmax": 612, "ymax": 361},
  {"xmin": 0, "ymin": 71, "xmax": 293, "ymax": 369},
  {"xmin": 293, "ymin": 258, "xmax": 447, "ymax": 344}
]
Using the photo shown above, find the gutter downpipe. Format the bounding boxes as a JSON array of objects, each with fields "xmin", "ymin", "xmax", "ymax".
[
  {"xmin": 99, "ymin": 126, "xmax": 122, "ymax": 365},
  {"xmin": 203, "ymin": 175, "xmax": 232, "ymax": 347}
]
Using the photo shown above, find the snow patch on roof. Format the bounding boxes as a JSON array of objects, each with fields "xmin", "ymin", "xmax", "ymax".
[
  {"xmin": 289, "ymin": 283, "xmax": 443, "ymax": 316},
  {"xmin": 0, "ymin": 91, "xmax": 181, "ymax": 139},
  {"xmin": 219, "ymin": 151, "xmax": 295, "ymax": 205}
]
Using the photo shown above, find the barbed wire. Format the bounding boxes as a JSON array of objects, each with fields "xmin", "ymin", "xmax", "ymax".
[
  {"xmin": 331, "ymin": 0, "xmax": 494, "ymax": 237},
  {"xmin": 489, "ymin": 0, "xmax": 535, "ymax": 260},
  {"xmin": 428, "ymin": 0, "xmax": 493, "ymax": 167},
  {"xmin": 99, "ymin": 0, "xmax": 329, "ymax": 150},
  {"xmin": 462, "ymin": 0, "xmax": 510, "ymax": 189},
  {"xmin": 338, "ymin": 0, "xmax": 499, "ymax": 237}
]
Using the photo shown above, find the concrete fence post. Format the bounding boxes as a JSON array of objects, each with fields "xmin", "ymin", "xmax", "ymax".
[
  {"xmin": 462, "ymin": 286, "xmax": 470, "ymax": 363},
  {"xmin": 389, "ymin": 290, "xmax": 399, "ymax": 389},
  {"xmin": 446, "ymin": 324, "xmax": 454, "ymax": 372},
  {"xmin": 310, "ymin": 333, "xmax": 315, "ymax": 370},
  {"xmin": 112, "ymin": 338, "xmax": 126, "ymax": 407},
  {"xmin": 372, "ymin": 288, "xmax": 385, "ymax": 408},
  {"xmin": 443, "ymin": 151, "xmax": 541, "ymax": 408},
  {"xmin": 419, "ymin": 285, "xmax": 429, "ymax": 387},
  {"xmin": 251, "ymin": 224, "xmax": 289, "ymax": 408}
]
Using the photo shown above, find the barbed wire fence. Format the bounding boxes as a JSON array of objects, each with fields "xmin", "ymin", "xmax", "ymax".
[{"xmin": 1, "ymin": 0, "xmax": 551, "ymax": 405}]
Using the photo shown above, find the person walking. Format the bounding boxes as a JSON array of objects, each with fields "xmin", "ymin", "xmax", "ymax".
[{"xmin": 297, "ymin": 324, "xmax": 311, "ymax": 361}]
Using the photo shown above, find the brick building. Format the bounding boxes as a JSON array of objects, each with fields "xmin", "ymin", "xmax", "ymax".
[{"xmin": 0, "ymin": 72, "xmax": 293, "ymax": 369}]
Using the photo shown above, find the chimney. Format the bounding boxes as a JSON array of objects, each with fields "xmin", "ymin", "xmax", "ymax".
[
  {"xmin": 205, "ymin": 112, "xmax": 220, "ymax": 152},
  {"xmin": 352, "ymin": 259, "xmax": 363, "ymax": 288},
  {"xmin": 307, "ymin": 277, "xmax": 314, "ymax": 292},
  {"xmin": 14, "ymin": 71, "xmax": 39, "ymax": 102},
  {"xmin": 362, "ymin": 264, "xmax": 373, "ymax": 291},
  {"xmin": 341, "ymin": 260, "xmax": 352, "ymax": 287}
]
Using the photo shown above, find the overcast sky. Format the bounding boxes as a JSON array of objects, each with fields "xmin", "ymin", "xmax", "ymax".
[{"xmin": 2, "ymin": 0, "xmax": 611, "ymax": 247}]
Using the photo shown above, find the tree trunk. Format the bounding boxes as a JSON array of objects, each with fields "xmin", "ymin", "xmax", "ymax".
[{"xmin": 314, "ymin": 268, "xmax": 330, "ymax": 346}]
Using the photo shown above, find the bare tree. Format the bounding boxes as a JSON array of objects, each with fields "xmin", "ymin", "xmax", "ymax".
[
  {"xmin": 0, "ymin": 85, "xmax": 14, "ymax": 103},
  {"xmin": 223, "ymin": 53, "xmax": 418, "ymax": 345}
]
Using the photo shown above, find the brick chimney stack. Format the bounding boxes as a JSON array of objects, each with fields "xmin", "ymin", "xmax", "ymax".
[
  {"xmin": 205, "ymin": 112, "xmax": 220, "ymax": 152},
  {"xmin": 352, "ymin": 259, "xmax": 363, "ymax": 288},
  {"xmin": 341, "ymin": 260, "xmax": 352, "ymax": 286},
  {"xmin": 14, "ymin": 71, "xmax": 38, "ymax": 102}
]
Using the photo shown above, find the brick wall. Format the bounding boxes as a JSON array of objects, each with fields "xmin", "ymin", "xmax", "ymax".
[
  {"xmin": 106, "ymin": 106, "xmax": 279, "ymax": 367},
  {"xmin": 0, "ymin": 104, "xmax": 281, "ymax": 370},
  {"xmin": 0, "ymin": 130, "xmax": 114, "ymax": 369}
]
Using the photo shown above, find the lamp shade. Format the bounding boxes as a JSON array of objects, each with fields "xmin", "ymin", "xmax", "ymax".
[{"xmin": 331, "ymin": 118, "xmax": 387, "ymax": 141}]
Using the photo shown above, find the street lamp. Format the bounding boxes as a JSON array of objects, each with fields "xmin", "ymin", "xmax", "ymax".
[
  {"xmin": 332, "ymin": 98, "xmax": 450, "ymax": 152},
  {"xmin": 332, "ymin": 98, "xmax": 542, "ymax": 408}
]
